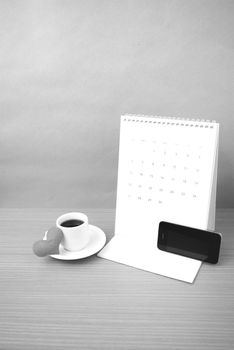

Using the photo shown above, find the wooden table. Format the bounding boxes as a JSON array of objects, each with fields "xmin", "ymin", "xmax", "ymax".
[{"xmin": 0, "ymin": 208, "xmax": 234, "ymax": 350}]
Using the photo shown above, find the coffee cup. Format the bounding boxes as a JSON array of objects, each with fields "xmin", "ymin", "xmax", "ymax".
[{"xmin": 56, "ymin": 212, "xmax": 89, "ymax": 251}]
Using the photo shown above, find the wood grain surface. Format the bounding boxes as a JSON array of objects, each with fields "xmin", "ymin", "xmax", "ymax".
[{"xmin": 0, "ymin": 208, "xmax": 234, "ymax": 350}]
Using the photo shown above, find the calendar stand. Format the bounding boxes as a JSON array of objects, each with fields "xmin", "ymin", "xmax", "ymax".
[{"xmin": 98, "ymin": 115, "xmax": 219, "ymax": 283}]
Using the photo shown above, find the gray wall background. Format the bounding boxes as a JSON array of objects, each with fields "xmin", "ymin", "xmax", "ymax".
[{"xmin": 1, "ymin": 0, "xmax": 234, "ymax": 208}]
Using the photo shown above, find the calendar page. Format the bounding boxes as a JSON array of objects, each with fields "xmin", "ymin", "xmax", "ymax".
[{"xmin": 98, "ymin": 115, "xmax": 219, "ymax": 283}]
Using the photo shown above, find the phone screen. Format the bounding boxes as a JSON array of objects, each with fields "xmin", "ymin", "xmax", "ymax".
[{"xmin": 158, "ymin": 222, "xmax": 221, "ymax": 263}]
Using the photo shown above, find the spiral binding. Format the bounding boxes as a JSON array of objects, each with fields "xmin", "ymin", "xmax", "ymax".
[{"xmin": 121, "ymin": 114, "xmax": 216, "ymax": 128}]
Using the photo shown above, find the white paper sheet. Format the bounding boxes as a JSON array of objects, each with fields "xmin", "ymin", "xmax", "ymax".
[{"xmin": 98, "ymin": 235, "xmax": 201, "ymax": 283}]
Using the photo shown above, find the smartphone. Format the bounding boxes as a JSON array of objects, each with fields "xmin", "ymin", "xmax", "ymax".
[{"xmin": 157, "ymin": 221, "xmax": 221, "ymax": 263}]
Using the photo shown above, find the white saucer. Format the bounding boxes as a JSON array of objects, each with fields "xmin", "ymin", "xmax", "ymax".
[{"xmin": 43, "ymin": 225, "xmax": 106, "ymax": 260}]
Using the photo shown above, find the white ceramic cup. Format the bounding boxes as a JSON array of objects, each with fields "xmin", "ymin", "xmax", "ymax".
[{"xmin": 56, "ymin": 212, "xmax": 89, "ymax": 251}]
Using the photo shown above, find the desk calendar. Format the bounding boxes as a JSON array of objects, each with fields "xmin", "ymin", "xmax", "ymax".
[{"xmin": 98, "ymin": 115, "xmax": 219, "ymax": 282}]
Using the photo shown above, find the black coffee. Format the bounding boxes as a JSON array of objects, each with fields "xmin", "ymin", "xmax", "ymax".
[{"xmin": 61, "ymin": 219, "xmax": 84, "ymax": 228}]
